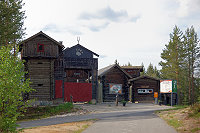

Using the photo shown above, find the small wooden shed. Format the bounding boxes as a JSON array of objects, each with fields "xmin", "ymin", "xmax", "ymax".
[
  {"xmin": 20, "ymin": 31, "xmax": 64, "ymax": 101},
  {"xmin": 98, "ymin": 64, "xmax": 132, "ymax": 102},
  {"xmin": 129, "ymin": 75, "xmax": 160, "ymax": 103}
]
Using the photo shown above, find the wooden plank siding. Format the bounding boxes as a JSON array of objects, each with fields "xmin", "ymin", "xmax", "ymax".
[{"xmin": 21, "ymin": 35, "xmax": 59, "ymax": 58}]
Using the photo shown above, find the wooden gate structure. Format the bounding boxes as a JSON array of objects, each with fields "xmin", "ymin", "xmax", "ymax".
[{"xmin": 54, "ymin": 44, "xmax": 99, "ymax": 102}]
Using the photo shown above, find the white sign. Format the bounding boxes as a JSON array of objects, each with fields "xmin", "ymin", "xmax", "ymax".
[
  {"xmin": 138, "ymin": 89, "xmax": 153, "ymax": 94},
  {"xmin": 160, "ymin": 80, "xmax": 172, "ymax": 93}
]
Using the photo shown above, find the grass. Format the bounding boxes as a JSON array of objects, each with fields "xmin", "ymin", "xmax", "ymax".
[
  {"xmin": 191, "ymin": 127, "xmax": 200, "ymax": 133},
  {"xmin": 74, "ymin": 119, "xmax": 97, "ymax": 133},
  {"xmin": 188, "ymin": 103, "xmax": 200, "ymax": 118},
  {"xmin": 166, "ymin": 118, "xmax": 182, "ymax": 129},
  {"xmin": 18, "ymin": 102, "xmax": 74, "ymax": 121},
  {"xmin": 155, "ymin": 105, "xmax": 188, "ymax": 113},
  {"xmin": 74, "ymin": 124, "xmax": 91, "ymax": 133},
  {"xmin": 157, "ymin": 104, "xmax": 200, "ymax": 132}
]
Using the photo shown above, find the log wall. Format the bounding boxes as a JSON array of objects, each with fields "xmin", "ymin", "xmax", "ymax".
[
  {"xmin": 132, "ymin": 78, "xmax": 160, "ymax": 103},
  {"xmin": 102, "ymin": 66, "xmax": 129, "ymax": 102},
  {"xmin": 27, "ymin": 58, "xmax": 52, "ymax": 100}
]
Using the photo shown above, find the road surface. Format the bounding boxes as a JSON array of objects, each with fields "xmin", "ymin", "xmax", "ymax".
[{"xmin": 18, "ymin": 103, "xmax": 177, "ymax": 133}]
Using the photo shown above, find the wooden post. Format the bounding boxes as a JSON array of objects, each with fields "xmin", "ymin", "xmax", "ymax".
[{"xmin": 116, "ymin": 93, "xmax": 118, "ymax": 106}]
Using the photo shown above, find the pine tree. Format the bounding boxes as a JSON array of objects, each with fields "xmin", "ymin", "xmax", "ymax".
[
  {"xmin": 146, "ymin": 63, "xmax": 154, "ymax": 77},
  {"xmin": 159, "ymin": 26, "xmax": 184, "ymax": 104},
  {"xmin": 183, "ymin": 26, "xmax": 200, "ymax": 104},
  {"xmin": 0, "ymin": 0, "xmax": 26, "ymax": 46},
  {"xmin": 140, "ymin": 63, "xmax": 145, "ymax": 76}
]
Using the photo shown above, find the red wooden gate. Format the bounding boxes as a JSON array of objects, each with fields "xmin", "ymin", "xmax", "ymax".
[
  {"xmin": 64, "ymin": 82, "xmax": 92, "ymax": 102},
  {"xmin": 55, "ymin": 80, "xmax": 62, "ymax": 98},
  {"xmin": 55, "ymin": 80, "xmax": 92, "ymax": 102}
]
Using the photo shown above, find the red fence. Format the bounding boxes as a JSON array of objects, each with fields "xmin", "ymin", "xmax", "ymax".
[
  {"xmin": 64, "ymin": 82, "xmax": 92, "ymax": 102},
  {"xmin": 55, "ymin": 80, "xmax": 92, "ymax": 102}
]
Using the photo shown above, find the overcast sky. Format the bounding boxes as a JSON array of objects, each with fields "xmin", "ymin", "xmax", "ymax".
[{"xmin": 23, "ymin": 0, "xmax": 200, "ymax": 69}]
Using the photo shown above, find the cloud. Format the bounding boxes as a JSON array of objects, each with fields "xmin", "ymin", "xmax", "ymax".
[
  {"xmin": 99, "ymin": 54, "xmax": 107, "ymax": 58},
  {"xmin": 129, "ymin": 15, "xmax": 140, "ymax": 22},
  {"xmin": 79, "ymin": 6, "xmax": 128, "ymax": 22},
  {"xmin": 79, "ymin": 6, "xmax": 140, "ymax": 23},
  {"xmin": 42, "ymin": 24, "xmax": 82, "ymax": 35},
  {"xmin": 42, "ymin": 24, "xmax": 60, "ymax": 33},
  {"xmin": 86, "ymin": 22, "xmax": 110, "ymax": 32},
  {"xmin": 78, "ymin": 6, "xmax": 140, "ymax": 32},
  {"xmin": 176, "ymin": 0, "xmax": 200, "ymax": 18}
]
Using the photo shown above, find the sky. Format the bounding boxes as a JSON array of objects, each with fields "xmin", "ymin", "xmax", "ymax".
[{"xmin": 23, "ymin": 0, "xmax": 200, "ymax": 70}]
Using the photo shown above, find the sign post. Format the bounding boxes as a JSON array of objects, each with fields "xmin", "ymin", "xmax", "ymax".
[
  {"xmin": 154, "ymin": 92, "xmax": 158, "ymax": 104},
  {"xmin": 160, "ymin": 80, "xmax": 177, "ymax": 106}
]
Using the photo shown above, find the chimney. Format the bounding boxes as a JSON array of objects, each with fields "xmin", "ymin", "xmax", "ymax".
[{"xmin": 59, "ymin": 41, "xmax": 63, "ymax": 45}]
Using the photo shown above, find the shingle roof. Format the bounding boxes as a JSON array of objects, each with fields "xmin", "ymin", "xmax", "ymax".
[
  {"xmin": 98, "ymin": 64, "xmax": 132, "ymax": 78},
  {"xmin": 64, "ymin": 44, "xmax": 99, "ymax": 57},
  {"xmin": 121, "ymin": 66, "xmax": 143, "ymax": 69},
  {"xmin": 129, "ymin": 75, "xmax": 160, "ymax": 82}
]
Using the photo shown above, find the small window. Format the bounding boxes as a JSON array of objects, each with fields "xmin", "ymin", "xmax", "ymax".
[
  {"xmin": 37, "ymin": 44, "xmax": 44, "ymax": 52},
  {"xmin": 38, "ymin": 84, "xmax": 43, "ymax": 86},
  {"xmin": 38, "ymin": 62, "xmax": 43, "ymax": 64}
]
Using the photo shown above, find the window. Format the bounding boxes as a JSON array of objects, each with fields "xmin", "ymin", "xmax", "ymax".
[
  {"xmin": 38, "ymin": 84, "xmax": 43, "ymax": 86},
  {"xmin": 37, "ymin": 44, "xmax": 44, "ymax": 52}
]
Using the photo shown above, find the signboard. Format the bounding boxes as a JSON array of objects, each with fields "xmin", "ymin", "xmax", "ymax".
[
  {"xmin": 109, "ymin": 84, "xmax": 122, "ymax": 94},
  {"xmin": 160, "ymin": 80, "xmax": 177, "ymax": 93},
  {"xmin": 154, "ymin": 92, "xmax": 158, "ymax": 98},
  {"xmin": 138, "ymin": 89, "xmax": 153, "ymax": 94}
]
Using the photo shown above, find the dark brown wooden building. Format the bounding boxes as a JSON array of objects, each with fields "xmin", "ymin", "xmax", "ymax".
[
  {"xmin": 129, "ymin": 76, "xmax": 160, "ymax": 103},
  {"xmin": 20, "ymin": 31, "xmax": 99, "ymax": 102},
  {"xmin": 20, "ymin": 31, "xmax": 64, "ymax": 101},
  {"xmin": 98, "ymin": 64, "xmax": 132, "ymax": 102}
]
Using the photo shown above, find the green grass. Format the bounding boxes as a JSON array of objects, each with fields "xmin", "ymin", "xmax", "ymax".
[
  {"xmin": 166, "ymin": 119, "xmax": 182, "ymax": 129},
  {"xmin": 18, "ymin": 102, "xmax": 74, "ymax": 121},
  {"xmin": 155, "ymin": 105, "xmax": 188, "ymax": 113},
  {"xmin": 188, "ymin": 103, "xmax": 200, "ymax": 118},
  {"xmin": 191, "ymin": 127, "xmax": 200, "ymax": 133}
]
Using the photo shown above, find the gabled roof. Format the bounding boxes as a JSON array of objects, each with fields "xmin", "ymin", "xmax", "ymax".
[
  {"xmin": 98, "ymin": 64, "xmax": 132, "ymax": 79},
  {"xmin": 129, "ymin": 75, "xmax": 160, "ymax": 82},
  {"xmin": 20, "ymin": 31, "xmax": 64, "ymax": 48},
  {"xmin": 64, "ymin": 44, "xmax": 99, "ymax": 57},
  {"xmin": 121, "ymin": 66, "xmax": 143, "ymax": 72}
]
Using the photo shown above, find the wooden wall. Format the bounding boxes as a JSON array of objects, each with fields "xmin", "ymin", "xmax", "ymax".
[
  {"xmin": 27, "ymin": 58, "xmax": 53, "ymax": 100},
  {"xmin": 101, "ymin": 66, "xmax": 129, "ymax": 102},
  {"xmin": 132, "ymin": 78, "xmax": 160, "ymax": 103},
  {"xmin": 64, "ymin": 69, "xmax": 90, "ymax": 83},
  {"xmin": 21, "ymin": 34, "xmax": 60, "ymax": 58}
]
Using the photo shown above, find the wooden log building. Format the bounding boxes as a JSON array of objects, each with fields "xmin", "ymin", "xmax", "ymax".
[
  {"xmin": 20, "ymin": 31, "xmax": 64, "ymax": 101},
  {"xmin": 98, "ymin": 64, "xmax": 132, "ymax": 102},
  {"xmin": 129, "ymin": 75, "xmax": 160, "ymax": 103},
  {"xmin": 20, "ymin": 31, "xmax": 99, "ymax": 102}
]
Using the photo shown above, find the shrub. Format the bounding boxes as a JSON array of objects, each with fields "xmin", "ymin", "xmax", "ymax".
[
  {"xmin": 189, "ymin": 103, "xmax": 200, "ymax": 118},
  {"xmin": 0, "ymin": 46, "xmax": 33, "ymax": 132}
]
